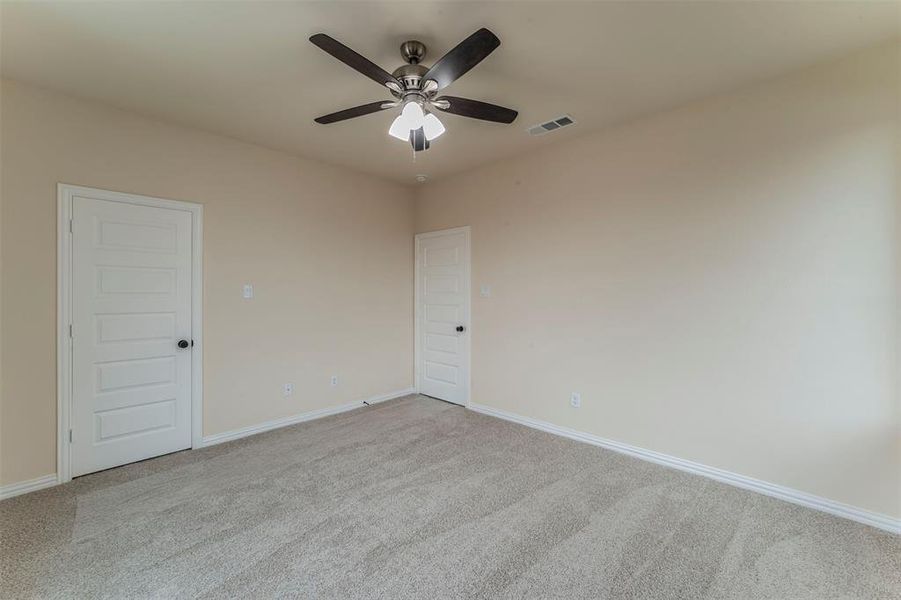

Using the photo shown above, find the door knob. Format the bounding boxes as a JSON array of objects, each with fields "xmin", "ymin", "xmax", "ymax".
[
  {"xmin": 456, "ymin": 325, "xmax": 465, "ymax": 332},
  {"xmin": 177, "ymin": 339, "xmax": 190, "ymax": 349}
]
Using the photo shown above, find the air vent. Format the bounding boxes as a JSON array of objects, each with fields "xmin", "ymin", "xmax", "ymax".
[{"xmin": 527, "ymin": 114, "xmax": 576, "ymax": 136}]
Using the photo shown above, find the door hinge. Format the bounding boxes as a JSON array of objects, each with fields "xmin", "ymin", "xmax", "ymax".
[
  {"xmin": 68, "ymin": 429, "xmax": 73, "ymax": 443},
  {"xmin": 69, "ymin": 219, "xmax": 73, "ymax": 233},
  {"xmin": 69, "ymin": 324, "xmax": 73, "ymax": 338}
]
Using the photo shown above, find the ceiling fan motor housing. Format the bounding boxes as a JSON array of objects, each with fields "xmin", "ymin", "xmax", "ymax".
[{"xmin": 392, "ymin": 62, "xmax": 428, "ymax": 93}]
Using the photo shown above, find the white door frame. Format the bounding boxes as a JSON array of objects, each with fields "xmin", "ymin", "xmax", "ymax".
[
  {"xmin": 57, "ymin": 183, "xmax": 203, "ymax": 483},
  {"xmin": 414, "ymin": 226, "xmax": 471, "ymax": 407}
]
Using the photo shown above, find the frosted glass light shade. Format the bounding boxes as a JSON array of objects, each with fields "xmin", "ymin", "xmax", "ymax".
[
  {"xmin": 401, "ymin": 101, "xmax": 425, "ymax": 130},
  {"xmin": 422, "ymin": 113, "xmax": 445, "ymax": 141},
  {"xmin": 388, "ymin": 115, "xmax": 409, "ymax": 140}
]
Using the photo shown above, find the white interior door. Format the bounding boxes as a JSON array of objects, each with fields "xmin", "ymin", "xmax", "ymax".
[
  {"xmin": 416, "ymin": 227, "xmax": 470, "ymax": 405},
  {"xmin": 71, "ymin": 194, "xmax": 193, "ymax": 476}
]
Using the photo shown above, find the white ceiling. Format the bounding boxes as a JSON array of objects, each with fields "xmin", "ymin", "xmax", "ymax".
[{"xmin": 2, "ymin": 1, "xmax": 898, "ymax": 185}]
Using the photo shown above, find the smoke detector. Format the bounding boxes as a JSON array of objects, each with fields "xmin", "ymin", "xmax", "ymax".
[
  {"xmin": 527, "ymin": 114, "xmax": 576, "ymax": 136},
  {"xmin": 415, "ymin": 174, "xmax": 428, "ymax": 183}
]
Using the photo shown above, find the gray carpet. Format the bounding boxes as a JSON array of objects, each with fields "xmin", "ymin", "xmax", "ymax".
[{"xmin": 1, "ymin": 395, "xmax": 898, "ymax": 599}]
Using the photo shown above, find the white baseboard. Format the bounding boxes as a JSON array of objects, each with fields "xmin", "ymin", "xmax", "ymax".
[
  {"xmin": 468, "ymin": 402, "xmax": 900, "ymax": 535},
  {"xmin": 0, "ymin": 474, "xmax": 59, "ymax": 501},
  {"xmin": 200, "ymin": 387, "xmax": 415, "ymax": 447}
]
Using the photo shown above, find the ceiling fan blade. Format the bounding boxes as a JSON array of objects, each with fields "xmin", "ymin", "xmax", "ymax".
[
  {"xmin": 433, "ymin": 96, "xmax": 518, "ymax": 124},
  {"xmin": 422, "ymin": 28, "xmax": 500, "ymax": 91},
  {"xmin": 314, "ymin": 101, "xmax": 393, "ymax": 124},
  {"xmin": 310, "ymin": 33, "xmax": 402, "ymax": 90}
]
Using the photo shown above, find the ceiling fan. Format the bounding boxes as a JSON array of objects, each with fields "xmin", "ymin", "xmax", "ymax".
[{"xmin": 310, "ymin": 28, "xmax": 518, "ymax": 152}]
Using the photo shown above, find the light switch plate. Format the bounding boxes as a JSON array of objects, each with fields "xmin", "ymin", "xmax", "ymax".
[
  {"xmin": 243, "ymin": 284, "xmax": 254, "ymax": 299},
  {"xmin": 480, "ymin": 284, "xmax": 491, "ymax": 297}
]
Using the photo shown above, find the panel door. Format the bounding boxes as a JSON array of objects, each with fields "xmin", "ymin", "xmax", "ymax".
[
  {"xmin": 71, "ymin": 195, "xmax": 193, "ymax": 476},
  {"xmin": 417, "ymin": 229, "xmax": 469, "ymax": 405}
]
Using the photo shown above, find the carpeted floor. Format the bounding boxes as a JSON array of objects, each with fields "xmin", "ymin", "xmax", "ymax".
[{"xmin": 1, "ymin": 395, "xmax": 898, "ymax": 599}]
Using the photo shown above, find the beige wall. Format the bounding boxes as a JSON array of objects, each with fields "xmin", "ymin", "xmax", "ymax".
[
  {"xmin": 416, "ymin": 43, "xmax": 900, "ymax": 518},
  {"xmin": 1, "ymin": 41, "xmax": 898, "ymax": 521},
  {"xmin": 0, "ymin": 80, "xmax": 415, "ymax": 485}
]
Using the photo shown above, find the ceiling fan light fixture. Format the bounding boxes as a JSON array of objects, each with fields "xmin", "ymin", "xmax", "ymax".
[
  {"xmin": 422, "ymin": 112, "xmax": 446, "ymax": 141},
  {"xmin": 389, "ymin": 100, "xmax": 430, "ymax": 142}
]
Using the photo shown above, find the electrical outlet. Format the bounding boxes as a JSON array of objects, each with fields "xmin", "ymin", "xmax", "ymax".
[
  {"xmin": 330, "ymin": 375, "xmax": 338, "ymax": 387},
  {"xmin": 570, "ymin": 392, "xmax": 581, "ymax": 408},
  {"xmin": 283, "ymin": 383, "xmax": 294, "ymax": 397}
]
